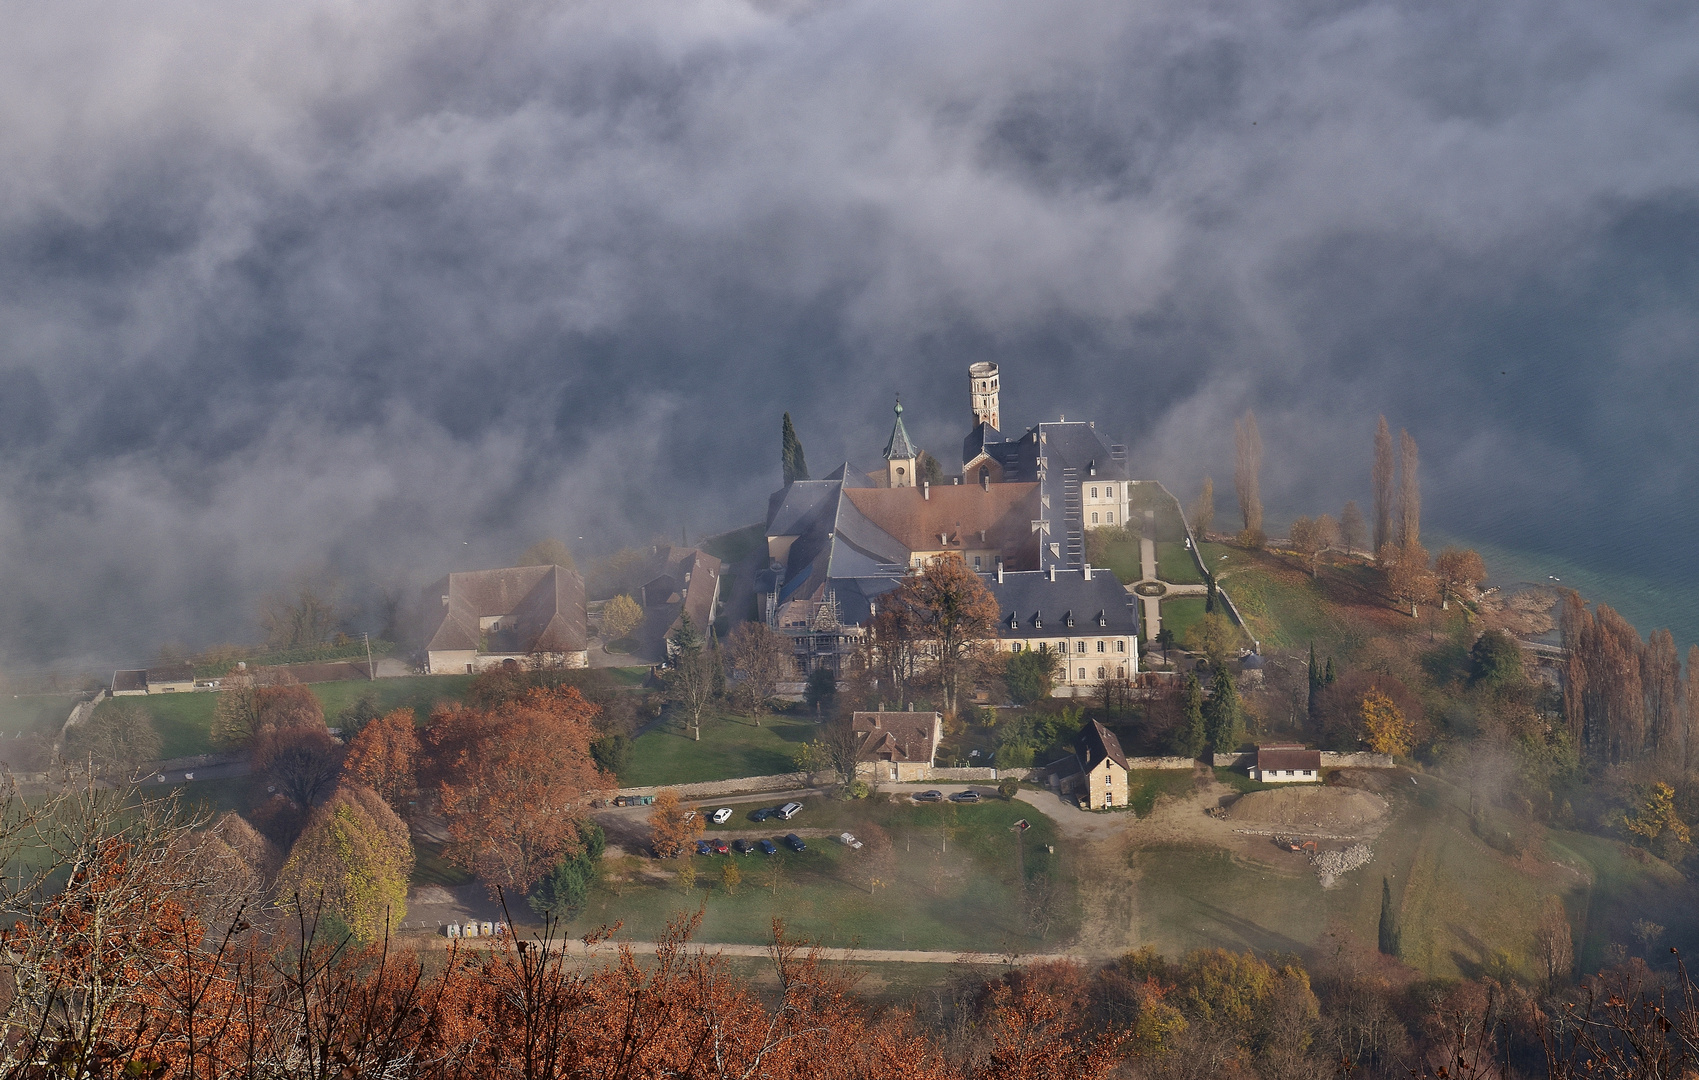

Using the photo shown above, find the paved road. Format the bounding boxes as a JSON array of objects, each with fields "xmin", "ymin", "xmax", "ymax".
[{"xmin": 427, "ymin": 935, "xmax": 1074, "ymax": 967}]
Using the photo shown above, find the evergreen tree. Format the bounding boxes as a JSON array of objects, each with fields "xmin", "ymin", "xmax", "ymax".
[
  {"xmin": 1203, "ymin": 668, "xmax": 1244, "ymax": 754},
  {"xmin": 1378, "ymin": 876, "xmax": 1401, "ymax": 956},
  {"xmin": 1324, "ymin": 657, "xmax": 1337, "ymax": 686},
  {"xmin": 1206, "ymin": 576, "xmax": 1218, "ymax": 614},
  {"xmin": 781, "ymin": 413, "xmax": 810, "ymax": 485},
  {"xmin": 1307, "ymin": 643, "xmax": 1323, "ymax": 727},
  {"xmin": 1171, "ymin": 674, "xmax": 1207, "ymax": 759}
]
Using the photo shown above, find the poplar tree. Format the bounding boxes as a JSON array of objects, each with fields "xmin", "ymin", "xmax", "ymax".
[
  {"xmin": 1189, "ymin": 476, "xmax": 1216, "ymax": 538},
  {"xmin": 1233, "ymin": 411, "xmax": 1263, "ymax": 543},
  {"xmin": 1397, "ymin": 429, "xmax": 1421, "ymax": 551},
  {"xmin": 1340, "ymin": 500, "xmax": 1365, "ymax": 555},
  {"xmin": 781, "ymin": 412, "xmax": 810, "ymax": 484},
  {"xmin": 1378, "ymin": 877, "xmax": 1400, "ymax": 956},
  {"xmin": 1372, "ymin": 416, "xmax": 1394, "ymax": 553},
  {"xmin": 1172, "ymin": 674, "xmax": 1207, "ymax": 759}
]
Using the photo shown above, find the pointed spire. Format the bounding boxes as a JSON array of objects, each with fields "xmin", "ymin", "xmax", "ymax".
[{"xmin": 883, "ymin": 396, "xmax": 916, "ymax": 461}]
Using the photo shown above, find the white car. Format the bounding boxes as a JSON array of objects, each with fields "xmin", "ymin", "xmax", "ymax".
[
  {"xmin": 838, "ymin": 832, "xmax": 863, "ymax": 850},
  {"xmin": 711, "ymin": 807, "xmax": 733, "ymax": 825}
]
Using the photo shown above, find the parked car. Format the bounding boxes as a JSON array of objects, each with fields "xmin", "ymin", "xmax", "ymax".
[
  {"xmin": 749, "ymin": 807, "xmax": 776, "ymax": 822},
  {"xmin": 784, "ymin": 833, "xmax": 806, "ymax": 852},
  {"xmin": 949, "ymin": 790, "xmax": 982, "ymax": 803},
  {"xmin": 711, "ymin": 838, "xmax": 730, "ymax": 854},
  {"xmin": 758, "ymin": 839, "xmax": 778, "ymax": 855},
  {"xmin": 711, "ymin": 807, "xmax": 734, "ymax": 824},
  {"xmin": 912, "ymin": 790, "xmax": 944, "ymax": 802},
  {"xmin": 838, "ymin": 832, "xmax": 863, "ymax": 850},
  {"xmin": 777, "ymin": 801, "xmax": 804, "ymax": 820},
  {"xmin": 733, "ymin": 839, "xmax": 754, "ymax": 855},
  {"xmin": 694, "ymin": 839, "xmax": 712, "ymax": 856}
]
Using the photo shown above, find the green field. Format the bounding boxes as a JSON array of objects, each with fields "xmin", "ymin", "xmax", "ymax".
[
  {"xmin": 570, "ymin": 796, "xmax": 1071, "ymax": 952},
  {"xmin": 1155, "ymin": 542, "xmax": 1204, "ymax": 585},
  {"xmin": 1126, "ymin": 769, "xmax": 1196, "ymax": 815},
  {"xmin": 621, "ymin": 712, "xmax": 818, "ymax": 786},
  {"xmin": 1089, "ymin": 534, "xmax": 1143, "ymax": 585},
  {"xmin": 89, "ymin": 675, "xmax": 478, "ymax": 760},
  {"xmin": 0, "ymin": 695, "xmax": 78, "ymax": 738},
  {"xmin": 1159, "ymin": 597, "xmax": 1208, "ymax": 642}
]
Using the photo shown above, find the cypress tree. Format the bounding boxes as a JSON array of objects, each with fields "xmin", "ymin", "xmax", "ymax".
[
  {"xmin": 1378, "ymin": 876, "xmax": 1400, "ymax": 955},
  {"xmin": 1324, "ymin": 657, "xmax": 1337, "ymax": 686},
  {"xmin": 1307, "ymin": 643, "xmax": 1323, "ymax": 727},
  {"xmin": 781, "ymin": 413, "xmax": 810, "ymax": 485},
  {"xmin": 1172, "ymin": 673, "xmax": 1207, "ymax": 759},
  {"xmin": 1204, "ymin": 668, "xmax": 1244, "ymax": 754}
]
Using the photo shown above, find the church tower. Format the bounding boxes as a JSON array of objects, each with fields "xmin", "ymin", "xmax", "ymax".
[
  {"xmin": 969, "ymin": 362, "xmax": 1000, "ymax": 431},
  {"xmin": 883, "ymin": 398, "xmax": 918, "ymax": 488}
]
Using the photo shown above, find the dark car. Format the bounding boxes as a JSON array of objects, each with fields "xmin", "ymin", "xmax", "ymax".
[
  {"xmin": 784, "ymin": 833, "xmax": 806, "ymax": 852},
  {"xmin": 733, "ymin": 839, "xmax": 754, "ymax": 855},
  {"xmin": 711, "ymin": 838, "xmax": 730, "ymax": 854},
  {"xmin": 694, "ymin": 839, "xmax": 711, "ymax": 856},
  {"xmin": 749, "ymin": 807, "xmax": 776, "ymax": 822},
  {"xmin": 912, "ymin": 790, "xmax": 944, "ymax": 802},
  {"xmin": 949, "ymin": 790, "xmax": 982, "ymax": 803},
  {"xmin": 758, "ymin": 839, "xmax": 778, "ymax": 855}
]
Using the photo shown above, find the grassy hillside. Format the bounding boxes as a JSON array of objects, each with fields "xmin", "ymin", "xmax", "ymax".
[{"xmin": 621, "ymin": 711, "xmax": 816, "ymax": 786}]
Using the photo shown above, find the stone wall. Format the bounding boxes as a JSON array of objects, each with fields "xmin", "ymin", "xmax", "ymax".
[
  {"xmin": 1125, "ymin": 756, "xmax": 1198, "ymax": 771},
  {"xmin": 1320, "ymin": 751, "xmax": 1395, "ymax": 769},
  {"xmin": 609, "ymin": 764, "xmax": 1038, "ymax": 800}
]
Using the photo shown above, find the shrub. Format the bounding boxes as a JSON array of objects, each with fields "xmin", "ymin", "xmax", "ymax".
[{"xmin": 997, "ymin": 778, "xmax": 1020, "ymax": 799}]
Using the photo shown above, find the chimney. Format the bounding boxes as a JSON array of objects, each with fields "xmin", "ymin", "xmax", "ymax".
[
  {"xmin": 923, "ymin": 481, "xmax": 930, "ymax": 500},
  {"xmin": 1048, "ymin": 565, "xmax": 1057, "ymax": 582},
  {"xmin": 1083, "ymin": 563, "xmax": 1092, "ymax": 581},
  {"xmin": 954, "ymin": 475, "xmax": 961, "ymax": 485},
  {"xmin": 996, "ymin": 560, "xmax": 1005, "ymax": 583}
]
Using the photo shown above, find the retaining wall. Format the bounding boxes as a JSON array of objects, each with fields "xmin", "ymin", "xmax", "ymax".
[
  {"xmin": 1125, "ymin": 756, "xmax": 1198, "ymax": 771},
  {"xmin": 1211, "ymin": 751, "xmax": 1396, "ymax": 769},
  {"xmin": 611, "ymin": 764, "xmax": 1037, "ymax": 800}
]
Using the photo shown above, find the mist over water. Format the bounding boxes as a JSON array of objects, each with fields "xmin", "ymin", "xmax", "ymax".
[{"xmin": 1, "ymin": 0, "xmax": 1697, "ymax": 668}]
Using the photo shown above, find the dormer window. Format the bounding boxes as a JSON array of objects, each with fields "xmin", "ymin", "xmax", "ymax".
[
  {"xmin": 1064, "ymin": 611, "xmax": 1075, "ymax": 628},
  {"xmin": 1096, "ymin": 611, "xmax": 1107, "ymax": 626},
  {"xmin": 1033, "ymin": 613, "xmax": 1043, "ymax": 629},
  {"xmin": 1008, "ymin": 613, "xmax": 1019, "ymax": 630}
]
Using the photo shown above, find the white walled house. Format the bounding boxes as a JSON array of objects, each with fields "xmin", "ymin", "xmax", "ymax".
[
  {"xmin": 985, "ymin": 564, "xmax": 1138, "ymax": 697},
  {"xmin": 1254, "ymin": 745, "xmax": 1322, "ymax": 784}
]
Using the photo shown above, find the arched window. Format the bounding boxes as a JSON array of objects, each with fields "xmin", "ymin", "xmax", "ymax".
[
  {"xmin": 1107, "ymin": 512, "xmax": 1114, "ymax": 523},
  {"xmin": 1091, "ymin": 513, "xmax": 1099, "ymax": 524},
  {"xmin": 1090, "ymin": 487, "xmax": 1098, "ymax": 499},
  {"xmin": 1105, "ymin": 485, "xmax": 1115, "ymax": 498}
]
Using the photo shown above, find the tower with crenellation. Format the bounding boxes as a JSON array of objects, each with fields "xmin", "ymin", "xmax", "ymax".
[{"xmin": 969, "ymin": 361, "xmax": 1000, "ymax": 431}]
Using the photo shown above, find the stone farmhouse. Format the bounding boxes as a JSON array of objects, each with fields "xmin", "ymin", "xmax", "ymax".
[
  {"xmin": 851, "ymin": 709, "xmax": 943, "ymax": 783},
  {"xmin": 1058, "ymin": 720, "xmax": 1131, "ymax": 810},
  {"xmin": 760, "ymin": 364, "xmax": 1139, "ymax": 696},
  {"xmin": 423, "ymin": 564, "xmax": 588, "ymax": 675},
  {"xmin": 631, "ymin": 544, "xmax": 723, "ymax": 658}
]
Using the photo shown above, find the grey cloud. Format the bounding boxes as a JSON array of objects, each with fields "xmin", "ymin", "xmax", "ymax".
[{"xmin": 0, "ymin": 0, "xmax": 1697, "ymax": 665}]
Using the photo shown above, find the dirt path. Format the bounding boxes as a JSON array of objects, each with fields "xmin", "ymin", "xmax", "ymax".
[{"xmin": 422, "ymin": 936, "xmax": 1075, "ymax": 966}]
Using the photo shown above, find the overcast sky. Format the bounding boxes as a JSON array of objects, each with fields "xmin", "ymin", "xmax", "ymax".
[{"xmin": 2, "ymin": 0, "xmax": 1697, "ymax": 666}]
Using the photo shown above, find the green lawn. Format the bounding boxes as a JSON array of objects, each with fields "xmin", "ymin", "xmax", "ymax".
[
  {"xmin": 0, "ymin": 695, "xmax": 79, "ymax": 738},
  {"xmin": 604, "ymin": 667, "xmax": 651, "ymax": 688},
  {"xmin": 1127, "ymin": 769, "xmax": 1196, "ymax": 815},
  {"xmin": 89, "ymin": 675, "xmax": 478, "ymax": 760},
  {"xmin": 1159, "ymin": 597, "xmax": 1209, "ymax": 642},
  {"xmin": 621, "ymin": 712, "xmax": 818, "ymax": 786},
  {"xmin": 1090, "ymin": 535, "xmax": 1143, "ymax": 585},
  {"xmin": 571, "ymin": 796, "xmax": 1072, "ymax": 952},
  {"xmin": 1155, "ymin": 543, "xmax": 1205, "ymax": 585}
]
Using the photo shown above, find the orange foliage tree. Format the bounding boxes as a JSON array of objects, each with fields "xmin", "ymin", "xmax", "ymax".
[
  {"xmin": 647, "ymin": 789, "xmax": 703, "ymax": 858},
  {"xmin": 885, "ymin": 553, "xmax": 1000, "ymax": 716},
  {"xmin": 427, "ymin": 685, "xmax": 608, "ymax": 895},
  {"xmin": 343, "ymin": 707, "xmax": 421, "ymax": 813}
]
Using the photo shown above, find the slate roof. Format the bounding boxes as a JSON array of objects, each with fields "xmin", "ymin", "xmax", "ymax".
[
  {"xmin": 984, "ymin": 568, "xmax": 1139, "ymax": 639},
  {"xmin": 1257, "ymin": 745, "xmax": 1321, "ymax": 772},
  {"xmin": 424, "ymin": 564, "xmax": 587, "ymax": 656},
  {"xmin": 112, "ymin": 670, "xmax": 148, "ymax": 694},
  {"xmin": 1076, "ymin": 720, "xmax": 1129, "ymax": 772},
  {"xmin": 852, "ymin": 711, "xmax": 941, "ymax": 766},
  {"xmin": 883, "ymin": 400, "xmax": 917, "ymax": 461},
  {"xmin": 634, "ymin": 546, "xmax": 723, "ymax": 657},
  {"xmin": 146, "ymin": 662, "xmax": 196, "ymax": 685}
]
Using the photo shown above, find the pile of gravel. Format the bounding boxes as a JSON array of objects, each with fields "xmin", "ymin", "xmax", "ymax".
[{"xmin": 1310, "ymin": 843, "xmax": 1373, "ymax": 887}]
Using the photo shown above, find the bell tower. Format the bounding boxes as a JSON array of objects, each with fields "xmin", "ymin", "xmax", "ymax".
[
  {"xmin": 969, "ymin": 362, "xmax": 1000, "ymax": 431},
  {"xmin": 883, "ymin": 398, "xmax": 918, "ymax": 488}
]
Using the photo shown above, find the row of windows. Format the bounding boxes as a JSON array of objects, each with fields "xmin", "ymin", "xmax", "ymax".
[
  {"xmin": 1088, "ymin": 485, "xmax": 1118, "ymax": 500},
  {"xmin": 1090, "ymin": 512, "xmax": 1114, "ymax": 524},
  {"xmin": 1010, "ymin": 639, "xmax": 1127, "ymax": 654},
  {"xmin": 1076, "ymin": 666, "xmax": 1126, "ymax": 680}
]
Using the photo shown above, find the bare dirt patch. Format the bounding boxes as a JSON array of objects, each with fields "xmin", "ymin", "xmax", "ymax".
[{"xmin": 1226, "ymin": 787, "xmax": 1388, "ymax": 832}]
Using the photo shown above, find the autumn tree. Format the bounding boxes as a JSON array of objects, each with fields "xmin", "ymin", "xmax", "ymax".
[
  {"xmin": 428, "ymin": 685, "xmax": 608, "ymax": 895},
  {"xmin": 278, "ymin": 784, "xmax": 412, "ymax": 942},
  {"xmin": 1190, "ymin": 476, "xmax": 1216, "ymax": 538},
  {"xmin": 1185, "ymin": 611, "xmax": 1236, "ymax": 670},
  {"xmin": 1360, "ymin": 689, "xmax": 1412, "ymax": 756},
  {"xmin": 1685, "ymin": 645, "xmax": 1699, "ymax": 771},
  {"xmin": 647, "ymin": 789, "xmax": 704, "ymax": 859},
  {"xmin": 1233, "ymin": 411, "xmax": 1264, "ymax": 545},
  {"xmin": 342, "ymin": 708, "xmax": 420, "ymax": 814},
  {"xmin": 600, "ymin": 593, "xmax": 643, "ymax": 642},
  {"xmin": 518, "ymin": 538, "xmax": 576, "ymax": 570},
  {"xmin": 1642, "ymin": 627, "xmax": 1679, "ymax": 759},
  {"xmin": 257, "ymin": 725, "xmax": 345, "ymax": 811},
  {"xmin": 1372, "ymin": 415, "xmax": 1394, "ymax": 553},
  {"xmin": 1339, "ymin": 499, "xmax": 1365, "ymax": 555},
  {"xmin": 781, "ymin": 412, "xmax": 811, "ymax": 484},
  {"xmin": 664, "ymin": 614, "xmax": 721, "ymax": 741},
  {"xmin": 1382, "ymin": 541, "xmax": 1436, "ymax": 617},
  {"xmin": 1288, "ymin": 514, "xmax": 1338, "ymax": 578},
  {"xmin": 63, "ymin": 701, "xmax": 162, "ymax": 778},
  {"xmin": 727, "ymin": 621, "xmax": 789, "ymax": 718},
  {"xmin": 210, "ymin": 670, "xmax": 293, "ymax": 748},
  {"xmin": 887, "ymin": 553, "xmax": 1000, "ymax": 716},
  {"xmin": 866, "ymin": 601, "xmax": 922, "ymax": 706},
  {"xmin": 1397, "ymin": 429, "xmax": 1420, "ymax": 552},
  {"xmin": 1433, "ymin": 547, "xmax": 1487, "ymax": 610},
  {"xmin": 1573, "ymin": 603, "xmax": 1647, "ymax": 762}
]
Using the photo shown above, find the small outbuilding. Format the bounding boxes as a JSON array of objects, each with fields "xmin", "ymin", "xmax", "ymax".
[
  {"xmin": 1254, "ymin": 744, "xmax": 1321, "ymax": 784},
  {"xmin": 146, "ymin": 663, "xmax": 197, "ymax": 693},
  {"xmin": 1070, "ymin": 720, "xmax": 1130, "ymax": 810},
  {"xmin": 111, "ymin": 670, "xmax": 148, "ymax": 696},
  {"xmin": 852, "ymin": 709, "xmax": 942, "ymax": 783}
]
